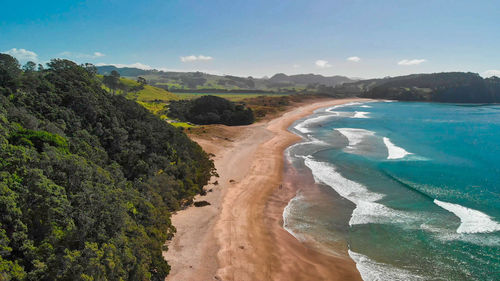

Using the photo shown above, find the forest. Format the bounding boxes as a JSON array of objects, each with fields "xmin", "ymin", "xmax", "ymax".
[
  {"xmin": 330, "ymin": 72, "xmax": 500, "ymax": 102},
  {"xmin": 0, "ymin": 54, "xmax": 215, "ymax": 280},
  {"xmin": 167, "ymin": 95, "xmax": 255, "ymax": 126}
]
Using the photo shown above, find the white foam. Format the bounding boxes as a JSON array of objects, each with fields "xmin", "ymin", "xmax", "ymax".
[
  {"xmin": 325, "ymin": 109, "xmax": 370, "ymax": 119},
  {"xmin": 285, "ymin": 135, "xmax": 327, "ymax": 162},
  {"xmin": 349, "ymin": 250, "xmax": 424, "ymax": 281},
  {"xmin": 434, "ymin": 199, "xmax": 500, "ymax": 234},
  {"xmin": 353, "ymin": 111, "xmax": 370, "ymax": 118},
  {"xmin": 383, "ymin": 137, "xmax": 412, "ymax": 160},
  {"xmin": 325, "ymin": 102, "xmax": 363, "ymax": 111},
  {"xmin": 350, "ymin": 200, "xmax": 415, "ymax": 225},
  {"xmin": 303, "ymin": 157, "xmax": 412, "ymax": 226},
  {"xmin": 360, "ymin": 105, "xmax": 372, "ymax": 108},
  {"xmin": 336, "ymin": 128, "xmax": 375, "ymax": 148},
  {"xmin": 283, "ymin": 193, "xmax": 307, "ymax": 241},
  {"xmin": 294, "ymin": 114, "xmax": 333, "ymax": 133},
  {"xmin": 327, "ymin": 111, "xmax": 355, "ymax": 117}
]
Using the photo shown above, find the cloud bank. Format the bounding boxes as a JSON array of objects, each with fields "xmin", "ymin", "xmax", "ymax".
[
  {"xmin": 3, "ymin": 48, "xmax": 39, "ymax": 62},
  {"xmin": 95, "ymin": 62, "xmax": 153, "ymax": 70},
  {"xmin": 180, "ymin": 55, "xmax": 213, "ymax": 62},
  {"xmin": 315, "ymin": 60, "xmax": 332, "ymax": 68},
  {"xmin": 482, "ymin": 70, "xmax": 500, "ymax": 77},
  {"xmin": 59, "ymin": 51, "xmax": 106, "ymax": 59},
  {"xmin": 347, "ymin": 56, "xmax": 361, "ymax": 62},
  {"xmin": 398, "ymin": 59, "xmax": 426, "ymax": 66}
]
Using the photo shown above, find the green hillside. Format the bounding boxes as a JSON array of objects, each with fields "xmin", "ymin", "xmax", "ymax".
[
  {"xmin": 96, "ymin": 65, "xmax": 355, "ymax": 93},
  {"xmin": 331, "ymin": 72, "xmax": 500, "ymax": 102},
  {"xmin": 0, "ymin": 55, "xmax": 215, "ymax": 280},
  {"xmin": 99, "ymin": 75, "xmax": 179, "ymax": 102}
]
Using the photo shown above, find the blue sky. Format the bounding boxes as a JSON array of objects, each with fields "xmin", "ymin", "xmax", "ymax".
[{"xmin": 1, "ymin": 0, "xmax": 498, "ymax": 78}]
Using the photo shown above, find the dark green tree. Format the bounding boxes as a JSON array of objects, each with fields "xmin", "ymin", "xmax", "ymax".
[
  {"xmin": 22, "ymin": 61, "xmax": 37, "ymax": 72},
  {"xmin": 0, "ymin": 55, "xmax": 216, "ymax": 280},
  {"xmin": 103, "ymin": 70, "xmax": 121, "ymax": 93},
  {"xmin": 137, "ymin": 77, "xmax": 147, "ymax": 85},
  {"xmin": 0, "ymin": 54, "xmax": 22, "ymax": 91}
]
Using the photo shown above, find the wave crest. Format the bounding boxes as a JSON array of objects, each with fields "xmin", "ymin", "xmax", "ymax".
[
  {"xmin": 349, "ymin": 250, "xmax": 424, "ymax": 281},
  {"xmin": 303, "ymin": 157, "xmax": 414, "ymax": 226},
  {"xmin": 434, "ymin": 199, "xmax": 500, "ymax": 234},
  {"xmin": 383, "ymin": 137, "xmax": 412, "ymax": 159}
]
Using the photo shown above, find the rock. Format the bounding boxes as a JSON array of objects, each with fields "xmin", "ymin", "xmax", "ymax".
[{"xmin": 193, "ymin": 201, "xmax": 211, "ymax": 207}]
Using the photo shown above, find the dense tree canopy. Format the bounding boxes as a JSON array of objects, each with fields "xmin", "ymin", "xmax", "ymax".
[
  {"xmin": 168, "ymin": 95, "xmax": 255, "ymax": 125},
  {"xmin": 331, "ymin": 72, "xmax": 500, "ymax": 102},
  {"xmin": 0, "ymin": 55, "xmax": 215, "ymax": 280}
]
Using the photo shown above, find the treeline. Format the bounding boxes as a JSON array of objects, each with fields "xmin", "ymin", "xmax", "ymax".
[
  {"xmin": 96, "ymin": 65, "xmax": 354, "ymax": 92},
  {"xmin": 165, "ymin": 88, "xmax": 272, "ymax": 94},
  {"xmin": 0, "ymin": 54, "xmax": 215, "ymax": 280},
  {"xmin": 101, "ymin": 70, "xmax": 147, "ymax": 94},
  {"xmin": 331, "ymin": 72, "xmax": 500, "ymax": 103},
  {"xmin": 168, "ymin": 95, "xmax": 255, "ymax": 125}
]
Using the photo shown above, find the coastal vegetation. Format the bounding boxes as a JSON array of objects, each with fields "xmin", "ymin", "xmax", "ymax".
[
  {"xmin": 331, "ymin": 72, "xmax": 500, "ymax": 102},
  {"xmin": 167, "ymin": 95, "xmax": 255, "ymax": 126},
  {"xmin": 174, "ymin": 92, "xmax": 288, "ymax": 102},
  {"xmin": 0, "ymin": 55, "xmax": 215, "ymax": 280}
]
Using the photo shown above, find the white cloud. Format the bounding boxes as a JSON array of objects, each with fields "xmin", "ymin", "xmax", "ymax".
[
  {"xmin": 347, "ymin": 56, "xmax": 361, "ymax": 62},
  {"xmin": 180, "ymin": 55, "xmax": 213, "ymax": 62},
  {"xmin": 95, "ymin": 62, "xmax": 153, "ymax": 70},
  {"xmin": 3, "ymin": 48, "xmax": 39, "ymax": 62},
  {"xmin": 482, "ymin": 70, "xmax": 500, "ymax": 77},
  {"xmin": 292, "ymin": 64, "xmax": 300, "ymax": 69},
  {"xmin": 398, "ymin": 59, "xmax": 426, "ymax": 66},
  {"xmin": 59, "ymin": 51, "xmax": 106, "ymax": 59},
  {"xmin": 315, "ymin": 60, "xmax": 332, "ymax": 68}
]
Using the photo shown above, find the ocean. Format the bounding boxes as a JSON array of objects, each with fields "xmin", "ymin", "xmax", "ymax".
[{"xmin": 284, "ymin": 101, "xmax": 500, "ymax": 281}]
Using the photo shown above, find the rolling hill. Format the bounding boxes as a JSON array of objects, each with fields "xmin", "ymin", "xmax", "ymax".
[
  {"xmin": 331, "ymin": 72, "xmax": 500, "ymax": 103},
  {"xmin": 96, "ymin": 65, "xmax": 355, "ymax": 93}
]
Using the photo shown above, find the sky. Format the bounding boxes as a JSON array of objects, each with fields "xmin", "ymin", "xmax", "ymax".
[{"xmin": 1, "ymin": 0, "xmax": 499, "ymax": 78}]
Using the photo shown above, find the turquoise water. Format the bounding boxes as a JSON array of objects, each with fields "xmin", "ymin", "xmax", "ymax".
[{"xmin": 285, "ymin": 101, "xmax": 500, "ymax": 280}]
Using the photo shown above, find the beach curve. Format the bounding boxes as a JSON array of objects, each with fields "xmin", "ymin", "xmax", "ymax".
[{"xmin": 164, "ymin": 98, "xmax": 370, "ymax": 281}]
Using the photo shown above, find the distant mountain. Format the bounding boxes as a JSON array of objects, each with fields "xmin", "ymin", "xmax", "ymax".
[
  {"xmin": 332, "ymin": 72, "xmax": 500, "ymax": 103},
  {"xmin": 96, "ymin": 65, "xmax": 152, "ymax": 76},
  {"xmin": 96, "ymin": 65, "xmax": 355, "ymax": 92},
  {"xmin": 269, "ymin": 73, "xmax": 354, "ymax": 87}
]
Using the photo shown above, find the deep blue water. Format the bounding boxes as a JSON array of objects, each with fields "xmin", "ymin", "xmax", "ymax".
[{"xmin": 285, "ymin": 101, "xmax": 500, "ymax": 281}]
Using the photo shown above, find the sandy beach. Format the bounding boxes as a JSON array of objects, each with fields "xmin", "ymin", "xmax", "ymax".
[{"xmin": 164, "ymin": 98, "xmax": 369, "ymax": 281}]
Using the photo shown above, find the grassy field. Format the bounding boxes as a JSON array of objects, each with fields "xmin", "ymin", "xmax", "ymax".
[
  {"xmin": 99, "ymin": 75, "xmax": 304, "ymax": 124},
  {"xmin": 99, "ymin": 76, "xmax": 180, "ymax": 102},
  {"xmin": 127, "ymin": 84, "xmax": 180, "ymax": 102},
  {"xmin": 169, "ymin": 121, "xmax": 195, "ymax": 128}
]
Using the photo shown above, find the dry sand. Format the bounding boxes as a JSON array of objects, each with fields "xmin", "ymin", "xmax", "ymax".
[{"xmin": 164, "ymin": 98, "xmax": 369, "ymax": 281}]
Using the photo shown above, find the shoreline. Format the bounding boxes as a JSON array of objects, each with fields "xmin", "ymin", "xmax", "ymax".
[{"xmin": 164, "ymin": 98, "xmax": 369, "ymax": 281}]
